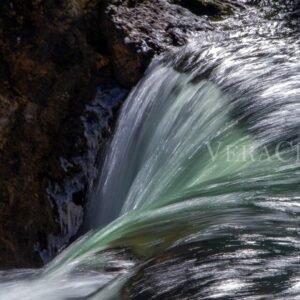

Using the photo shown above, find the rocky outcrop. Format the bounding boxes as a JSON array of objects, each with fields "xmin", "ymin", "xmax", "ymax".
[
  {"xmin": 0, "ymin": 0, "xmax": 244, "ymax": 268},
  {"xmin": 0, "ymin": 0, "xmax": 112, "ymax": 268},
  {"xmin": 99, "ymin": 0, "xmax": 214, "ymax": 86}
]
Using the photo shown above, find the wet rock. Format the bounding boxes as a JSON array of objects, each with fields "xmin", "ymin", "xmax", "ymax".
[{"xmin": 102, "ymin": 0, "xmax": 214, "ymax": 86}]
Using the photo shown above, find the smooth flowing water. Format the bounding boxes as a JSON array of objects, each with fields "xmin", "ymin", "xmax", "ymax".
[{"xmin": 1, "ymin": 1, "xmax": 300, "ymax": 299}]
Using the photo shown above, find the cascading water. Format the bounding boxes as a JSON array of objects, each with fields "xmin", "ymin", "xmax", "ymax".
[{"xmin": 1, "ymin": 1, "xmax": 300, "ymax": 299}]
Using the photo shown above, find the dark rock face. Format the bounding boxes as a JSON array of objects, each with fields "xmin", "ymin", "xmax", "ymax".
[
  {"xmin": 0, "ymin": 0, "xmax": 242, "ymax": 268},
  {"xmin": 0, "ymin": 0, "xmax": 110, "ymax": 268}
]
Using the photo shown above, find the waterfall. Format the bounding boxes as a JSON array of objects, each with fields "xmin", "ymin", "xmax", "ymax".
[{"xmin": 1, "ymin": 4, "xmax": 300, "ymax": 300}]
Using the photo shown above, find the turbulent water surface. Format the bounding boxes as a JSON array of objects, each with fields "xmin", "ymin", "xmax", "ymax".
[{"xmin": 1, "ymin": 1, "xmax": 300, "ymax": 299}]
